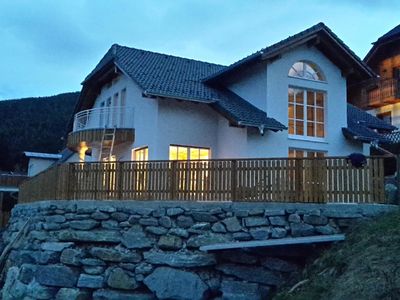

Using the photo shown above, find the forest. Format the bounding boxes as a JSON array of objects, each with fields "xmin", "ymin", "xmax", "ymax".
[{"xmin": 0, "ymin": 92, "xmax": 79, "ymax": 171}]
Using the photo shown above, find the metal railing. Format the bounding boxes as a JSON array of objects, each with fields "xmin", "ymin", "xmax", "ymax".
[{"xmin": 73, "ymin": 106, "xmax": 134, "ymax": 131}]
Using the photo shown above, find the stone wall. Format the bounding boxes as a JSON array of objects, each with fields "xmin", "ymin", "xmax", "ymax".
[{"xmin": 1, "ymin": 200, "xmax": 396, "ymax": 300}]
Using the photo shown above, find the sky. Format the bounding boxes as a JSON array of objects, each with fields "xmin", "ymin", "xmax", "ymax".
[{"xmin": 0, "ymin": 0, "xmax": 399, "ymax": 100}]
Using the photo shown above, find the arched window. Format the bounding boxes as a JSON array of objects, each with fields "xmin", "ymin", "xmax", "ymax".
[{"xmin": 288, "ymin": 61, "xmax": 325, "ymax": 81}]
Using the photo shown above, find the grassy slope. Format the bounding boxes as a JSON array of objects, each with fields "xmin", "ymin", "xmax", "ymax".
[{"xmin": 275, "ymin": 210, "xmax": 400, "ymax": 300}]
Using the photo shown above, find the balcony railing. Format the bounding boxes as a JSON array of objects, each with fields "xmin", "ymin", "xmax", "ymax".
[
  {"xmin": 73, "ymin": 106, "xmax": 134, "ymax": 132},
  {"xmin": 0, "ymin": 173, "xmax": 28, "ymax": 188},
  {"xmin": 362, "ymin": 78, "xmax": 400, "ymax": 108}
]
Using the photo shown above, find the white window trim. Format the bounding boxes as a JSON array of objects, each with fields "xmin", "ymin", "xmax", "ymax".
[
  {"xmin": 288, "ymin": 134, "xmax": 328, "ymax": 143},
  {"xmin": 288, "ymin": 75, "xmax": 328, "ymax": 84}
]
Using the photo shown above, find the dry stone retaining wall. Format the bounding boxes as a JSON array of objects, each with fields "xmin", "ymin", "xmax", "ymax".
[{"xmin": 1, "ymin": 200, "xmax": 396, "ymax": 300}]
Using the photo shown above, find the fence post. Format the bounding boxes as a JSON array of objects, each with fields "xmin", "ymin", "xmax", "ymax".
[
  {"xmin": 231, "ymin": 160, "xmax": 237, "ymax": 201},
  {"xmin": 118, "ymin": 162, "xmax": 123, "ymax": 200},
  {"xmin": 170, "ymin": 161, "xmax": 177, "ymax": 200}
]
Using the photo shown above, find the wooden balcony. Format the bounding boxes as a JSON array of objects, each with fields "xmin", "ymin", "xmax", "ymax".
[
  {"xmin": 361, "ymin": 78, "xmax": 400, "ymax": 108},
  {"xmin": 19, "ymin": 157, "xmax": 386, "ymax": 204},
  {"xmin": 67, "ymin": 106, "xmax": 135, "ymax": 151},
  {"xmin": 0, "ymin": 173, "xmax": 28, "ymax": 190}
]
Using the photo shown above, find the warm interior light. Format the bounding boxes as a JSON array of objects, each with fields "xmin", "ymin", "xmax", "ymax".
[{"xmin": 78, "ymin": 144, "xmax": 89, "ymax": 162}]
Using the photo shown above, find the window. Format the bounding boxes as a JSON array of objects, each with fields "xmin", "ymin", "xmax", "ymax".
[
  {"xmin": 133, "ymin": 147, "xmax": 148, "ymax": 161},
  {"xmin": 377, "ymin": 111, "xmax": 392, "ymax": 125},
  {"xmin": 288, "ymin": 88, "xmax": 325, "ymax": 138},
  {"xmin": 289, "ymin": 148, "xmax": 325, "ymax": 158},
  {"xmin": 169, "ymin": 145, "xmax": 210, "ymax": 160},
  {"xmin": 289, "ymin": 61, "xmax": 325, "ymax": 81}
]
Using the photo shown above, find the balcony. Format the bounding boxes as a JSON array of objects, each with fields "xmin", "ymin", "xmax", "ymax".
[
  {"xmin": 67, "ymin": 106, "xmax": 135, "ymax": 151},
  {"xmin": 361, "ymin": 78, "xmax": 400, "ymax": 108}
]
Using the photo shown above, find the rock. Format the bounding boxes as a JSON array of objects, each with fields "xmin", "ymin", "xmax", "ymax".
[
  {"xmin": 244, "ymin": 217, "xmax": 269, "ymax": 227},
  {"xmin": 191, "ymin": 222, "xmax": 211, "ymax": 230},
  {"xmin": 152, "ymin": 208, "xmax": 166, "ymax": 217},
  {"xmin": 290, "ymin": 223, "xmax": 315, "ymax": 237},
  {"xmin": 135, "ymin": 262, "xmax": 154, "ymax": 275},
  {"xmin": 56, "ymin": 288, "xmax": 90, "ymax": 300},
  {"xmin": 43, "ymin": 223, "xmax": 65, "ymax": 230},
  {"xmin": 83, "ymin": 266, "xmax": 105, "ymax": 275},
  {"xmin": 55, "ymin": 230, "xmax": 121, "ymax": 243},
  {"xmin": 211, "ymin": 222, "xmax": 226, "ymax": 233},
  {"xmin": 158, "ymin": 235, "xmax": 183, "ymax": 250},
  {"xmin": 69, "ymin": 220, "xmax": 99, "ymax": 230},
  {"xmin": 101, "ymin": 220, "xmax": 119, "ymax": 229},
  {"xmin": 144, "ymin": 250, "xmax": 216, "ymax": 267},
  {"xmin": 93, "ymin": 289, "xmax": 154, "ymax": 300},
  {"xmin": 248, "ymin": 208, "xmax": 265, "ymax": 216},
  {"xmin": 60, "ymin": 248, "xmax": 84, "ymax": 266},
  {"xmin": 385, "ymin": 183, "xmax": 398, "ymax": 204},
  {"xmin": 303, "ymin": 214, "xmax": 328, "ymax": 225},
  {"xmin": 322, "ymin": 210, "xmax": 362, "ymax": 218},
  {"xmin": 168, "ymin": 228, "xmax": 189, "ymax": 238},
  {"xmin": 315, "ymin": 224, "xmax": 338, "ymax": 235},
  {"xmin": 121, "ymin": 231, "xmax": 152, "ymax": 249},
  {"xmin": 166, "ymin": 207, "xmax": 184, "ymax": 216},
  {"xmin": 145, "ymin": 226, "xmax": 168, "ymax": 235},
  {"xmin": 128, "ymin": 215, "xmax": 140, "ymax": 224},
  {"xmin": 221, "ymin": 250, "xmax": 258, "ymax": 264},
  {"xmin": 176, "ymin": 215, "xmax": 194, "ymax": 228},
  {"xmin": 216, "ymin": 264, "xmax": 281, "ymax": 286},
  {"xmin": 90, "ymin": 247, "xmax": 141, "ymax": 263},
  {"xmin": 19, "ymin": 264, "xmax": 36, "ymax": 284},
  {"xmin": 187, "ymin": 233, "xmax": 230, "ymax": 248},
  {"xmin": 269, "ymin": 216, "xmax": 288, "ymax": 226},
  {"xmin": 45, "ymin": 215, "xmax": 66, "ymax": 223},
  {"xmin": 134, "ymin": 207, "xmax": 153, "ymax": 216},
  {"xmin": 35, "ymin": 265, "xmax": 79, "ymax": 287},
  {"xmin": 111, "ymin": 212, "xmax": 129, "ymax": 222},
  {"xmin": 144, "ymin": 267, "xmax": 207, "ymax": 300},
  {"xmin": 288, "ymin": 213, "xmax": 301, "ymax": 223},
  {"xmin": 222, "ymin": 217, "xmax": 242, "ymax": 232},
  {"xmin": 91, "ymin": 211, "xmax": 110, "ymax": 220},
  {"xmin": 2, "ymin": 267, "xmax": 25, "ymax": 300},
  {"xmin": 41, "ymin": 242, "xmax": 74, "ymax": 252},
  {"xmin": 271, "ymin": 227, "xmax": 287, "ymax": 238},
  {"xmin": 233, "ymin": 232, "xmax": 252, "ymax": 241},
  {"xmin": 26, "ymin": 281, "xmax": 58, "ymax": 299},
  {"xmin": 158, "ymin": 216, "xmax": 172, "ymax": 228},
  {"xmin": 192, "ymin": 211, "xmax": 218, "ymax": 222},
  {"xmin": 234, "ymin": 210, "xmax": 249, "ymax": 217},
  {"xmin": 107, "ymin": 267, "xmax": 138, "ymax": 290},
  {"xmin": 262, "ymin": 257, "xmax": 298, "ymax": 273},
  {"xmin": 77, "ymin": 274, "xmax": 104, "ymax": 288},
  {"xmin": 249, "ymin": 227, "xmax": 270, "ymax": 240},
  {"xmin": 139, "ymin": 218, "xmax": 159, "ymax": 226},
  {"xmin": 264, "ymin": 209, "xmax": 285, "ymax": 216},
  {"xmin": 81, "ymin": 258, "xmax": 106, "ymax": 266},
  {"xmin": 221, "ymin": 280, "xmax": 265, "ymax": 300}
]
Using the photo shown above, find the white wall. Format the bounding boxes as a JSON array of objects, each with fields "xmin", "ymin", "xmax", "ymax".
[
  {"xmin": 369, "ymin": 103, "xmax": 400, "ymax": 127},
  {"xmin": 28, "ymin": 158, "xmax": 56, "ymax": 176}
]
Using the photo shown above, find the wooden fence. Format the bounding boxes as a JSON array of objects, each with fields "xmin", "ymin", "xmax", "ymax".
[
  {"xmin": 19, "ymin": 157, "xmax": 386, "ymax": 204},
  {"xmin": 0, "ymin": 174, "xmax": 28, "ymax": 188}
]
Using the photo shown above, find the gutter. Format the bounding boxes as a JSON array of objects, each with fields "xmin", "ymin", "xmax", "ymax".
[{"xmin": 142, "ymin": 90, "xmax": 219, "ymax": 104}]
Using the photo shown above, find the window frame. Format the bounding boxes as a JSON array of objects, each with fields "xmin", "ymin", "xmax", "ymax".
[
  {"xmin": 289, "ymin": 148, "xmax": 326, "ymax": 158},
  {"xmin": 288, "ymin": 61, "xmax": 326, "ymax": 82},
  {"xmin": 169, "ymin": 144, "xmax": 211, "ymax": 161},
  {"xmin": 132, "ymin": 146, "xmax": 149, "ymax": 161},
  {"xmin": 288, "ymin": 87, "xmax": 326, "ymax": 141}
]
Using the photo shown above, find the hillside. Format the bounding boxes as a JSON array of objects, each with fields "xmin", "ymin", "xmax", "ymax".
[
  {"xmin": 0, "ymin": 92, "xmax": 79, "ymax": 171},
  {"xmin": 274, "ymin": 210, "xmax": 400, "ymax": 300}
]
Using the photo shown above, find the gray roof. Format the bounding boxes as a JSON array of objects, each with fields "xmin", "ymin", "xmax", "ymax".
[
  {"xmin": 364, "ymin": 24, "xmax": 400, "ymax": 63},
  {"xmin": 343, "ymin": 104, "xmax": 396, "ymax": 144},
  {"xmin": 84, "ymin": 44, "xmax": 286, "ymax": 131}
]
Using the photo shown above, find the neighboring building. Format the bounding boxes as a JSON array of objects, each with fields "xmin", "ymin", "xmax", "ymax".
[
  {"xmin": 24, "ymin": 152, "xmax": 62, "ymax": 176},
  {"xmin": 350, "ymin": 24, "xmax": 400, "ymax": 127},
  {"xmin": 66, "ymin": 23, "xmax": 390, "ymax": 163}
]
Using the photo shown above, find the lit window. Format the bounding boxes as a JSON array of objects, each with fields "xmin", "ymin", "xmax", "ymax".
[
  {"xmin": 289, "ymin": 148, "xmax": 325, "ymax": 158},
  {"xmin": 288, "ymin": 88, "xmax": 325, "ymax": 138},
  {"xmin": 289, "ymin": 61, "xmax": 325, "ymax": 81},
  {"xmin": 169, "ymin": 145, "xmax": 210, "ymax": 160},
  {"xmin": 133, "ymin": 147, "xmax": 148, "ymax": 161}
]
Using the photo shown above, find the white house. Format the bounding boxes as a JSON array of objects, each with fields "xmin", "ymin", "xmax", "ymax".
[
  {"xmin": 66, "ymin": 23, "xmax": 394, "ymax": 163},
  {"xmin": 24, "ymin": 152, "xmax": 62, "ymax": 176}
]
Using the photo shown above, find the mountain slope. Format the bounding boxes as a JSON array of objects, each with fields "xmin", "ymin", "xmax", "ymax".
[{"xmin": 0, "ymin": 92, "xmax": 79, "ymax": 171}]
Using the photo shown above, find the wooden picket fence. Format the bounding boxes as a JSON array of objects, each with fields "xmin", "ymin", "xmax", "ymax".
[{"xmin": 19, "ymin": 157, "xmax": 386, "ymax": 204}]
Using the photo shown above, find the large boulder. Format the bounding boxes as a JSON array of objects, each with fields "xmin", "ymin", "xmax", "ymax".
[
  {"xmin": 35, "ymin": 265, "xmax": 79, "ymax": 287},
  {"xmin": 144, "ymin": 267, "xmax": 208, "ymax": 300},
  {"xmin": 106, "ymin": 267, "xmax": 138, "ymax": 290},
  {"xmin": 55, "ymin": 230, "xmax": 121, "ymax": 243}
]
